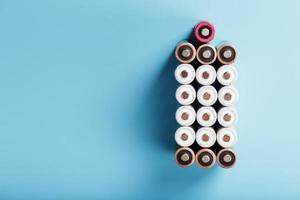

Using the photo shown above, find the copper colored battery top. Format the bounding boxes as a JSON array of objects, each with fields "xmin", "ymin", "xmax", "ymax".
[
  {"xmin": 196, "ymin": 44, "xmax": 217, "ymax": 65},
  {"xmin": 196, "ymin": 149, "xmax": 216, "ymax": 169},
  {"xmin": 175, "ymin": 147, "xmax": 195, "ymax": 167},
  {"xmin": 175, "ymin": 42, "xmax": 196, "ymax": 63},
  {"xmin": 217, "ymin": 149, "xmax": 236, "ymax": 168},
  {"xmin": 217, "ymin": 44, "xmax": 237, "ymax": 65}
]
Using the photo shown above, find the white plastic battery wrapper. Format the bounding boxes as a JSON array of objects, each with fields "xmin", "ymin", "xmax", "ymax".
[
  {"xmin": 217, "ymin": 65, "xmax": 237, "ymax": 85},
  {"xmin": 175, "ymin": 127, "xmax": 195, "ymax": 147},
  {"xmin": 175, "ymin": 64, "xmax": 195, "ymax": 85},
  {"xmin": 196, "ymin": 127, "xmax": 216, "ymax": 148},
  {"xmin": 217, "ymin": 107, "xmax": 238, "ymax": 127},
  {"xmin": 196, "ymin": 106, "xmax": 217, "ymax": 127},
  {"xmin": 217, "ymin": 128, "xmax": 238, "ymax": 148},
  {"xmin": 176, "ymin": 106, "xmax": 196, "ymax": 126},
  {"xmin": 176, "ymin": 85, "xmax": 196, "ymax": 105},
  {"xmin": 196, "ymin": 65, "xmax": 216, "ymax": 85},
  {"xmin": 218, "ymin": 86, "xmax": 239, "ymax": 107},
  {"xmin": 197, "ymin": 85, "xmax": 218, "ymax": 106}
]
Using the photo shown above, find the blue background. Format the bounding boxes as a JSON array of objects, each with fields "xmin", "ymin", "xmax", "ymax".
[{"xmin": 0, "ymin": 0, "xmax": 299, "ymax": 199}]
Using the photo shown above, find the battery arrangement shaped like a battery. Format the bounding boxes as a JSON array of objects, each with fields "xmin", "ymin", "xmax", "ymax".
[{"xmin": 174, "ymin": 21, "xmax": 238, "ymax": 169}]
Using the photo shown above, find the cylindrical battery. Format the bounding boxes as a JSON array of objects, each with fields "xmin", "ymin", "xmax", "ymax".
[
  {"xmin": 175, "ymin": 127, "xmax": 196, "ymax": 147},
  {"xmin": 217, "ymin": 128, "xmax": 238, "ymax": 148},
  {"xmin": 217, "ymin": 148, "xmax": 237, "ymax": 168},
  {"xmin": 197, "ymin": 85, "xmax": 218, "ymax": 106},
  {"xmin": 218, "ymin": 86, "xmax": 239, "ymax": 107},
  {"xmin": 176, "ymin": 106, "xmax": 196, "ymax": 126},
  {"xmin": 175, "ymin": 42, "xmax": 196, "ymax": 63},
  {"xmin": 175, "ymin": 64, "xmax": 195, "ymax": 84},
  {"xmin": 217, "ymin": 43, "xmax": 237, "ymax": 65},
  {"xmin": 196, "ymin": 127, "xmax": 216, "ymax": 148},
  {"xmin": 217, "ymin": 107, "xmax": 238, "ymax": 127},
  {"xmin": 196, "ymin": 106, "xmax": 217, "ymax": 127},
  {"xmin": 194, "ymin": 21, "xmax": 215, "ymax": 43},
  {"xmin": 217, "ymin": 65, "xmax": 237, "ymax": 85},
  {"xmin": 196, "ymin": 44, "xmax": 217, "ymax": 65},
  {"xmin": 175, "ymin": 147, "xmax": 195, "ymax": 167},
  {"xmin": 195, "ymin": 65, "xmax": 216, "ymax": 85},
  {"xmin": 195, "ymin": 149, "xmax": 216, "ymax": 169},
  {"xmin": 176, "ymin": 85, "xmax": 196, "ymax": 105}
]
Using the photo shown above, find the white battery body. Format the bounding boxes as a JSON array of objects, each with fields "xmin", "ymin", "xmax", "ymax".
[
  {"xmin": 175, "ymin": 64, "xmax": 195, "ymax": 85},
  {"xmin": 176, "ymin": 106, "xmax": 196, "ymax": 126},
  {"xmin": 196, "ymin": 65, "xmax": 216, "ymax": 85},
  {"xmin": 218, "ymin": 86, "xmax": 239, "ymax": 107},
  {"xmin": 197, "ymin": 85, "xmax": 218, "ymax": 106},
  {"xmin": 217, "ymin": 128, "xmax": 238, "ymax": 148},
  {"xmin": 196, "ymin": 127, "xmax": 216, "ymax": 148},
  {"xmin": 176, "ymin": 85, "xmax": 196, "ymax": 105},
  {"xmin": 217, "ymin": 65, "xmax": 237, "ymax": 85},
  {"xmin": 196, "ymin": 106, "xmax": 217, "ymax": 127},
  {"xmin": 175, "ymin": 127, "xmax": 196, "ymax": 147},
  {"xmin": 217, "ymin": 107, "xmax": 238, "ymax": 127}
]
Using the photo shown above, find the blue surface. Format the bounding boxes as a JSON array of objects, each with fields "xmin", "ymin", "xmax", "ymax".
[{"xmin": 0, "ymin": 0, "xmax": 300, "ymax": 199}]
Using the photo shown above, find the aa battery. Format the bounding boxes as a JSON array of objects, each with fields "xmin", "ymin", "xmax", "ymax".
[
  {"xmin": 195, "ymin": 149, "xmax": 216, "ymax": 169},
  {"xmin": 197, "ymin": 85, "xmax": 218, "ymax": 106},
  {"xmin": 217, "ymin": 149, "xmax": 237, "ymax": 169},
  {"xmin": 176, "ymin": 85, "xmax": 196, "ymax": 105},
  {"xmin": 194, "ymin": 21, "xmax": 215, "ymax": 43},
  {"xmin": 196, "ymin": 106, "xmax": 217, "ymax": 127},
  {"xmin": 175, "ymin": 42, "xmax": 196, "ymax": 63},
  {"xmin": 175, "ymin": 147, "xmax": 195, "ymax": 167},
  {"xmin": 217, "ymin": 107, "xmax": 238, "ymax": 127},
  {"xmin": 176, "ymin": 106, "xmax": 196, "ymax": 126},
  {"xmin": 218, "ymin": 86, "xmax": 239, "ymax": 107},
  {"xmin": 175, "ymin": 127, "xmax": 196, "ymax": 147},
  {"xmin": 217, "ymin": 65, "xmax": 237, "ymax": 85},
  {"xmin": 217, "ymin": 43, "xmax": 237, "ymax": 65},
  {"xmin": 175, "ymin": 64, "xmax": 195, "ymax": 84},
  {"xmin": 196, "ymin": 44, "xmax": 217, "ymax": 65},
  {"xmin": 196, "ymin": 127, "xmax": 216, "ymax": 148},
  {"xmin": 196, "ymin": 64, "xmax": 216, "ymax": 85},
  {"xmin": 217, "ymin": 128, "xmax": 238, "ymax": 148}
]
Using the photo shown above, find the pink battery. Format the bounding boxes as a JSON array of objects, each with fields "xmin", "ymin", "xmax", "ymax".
[{"xmin": 194, "ymin": 21, "xmax": 215, "ymax": 43}]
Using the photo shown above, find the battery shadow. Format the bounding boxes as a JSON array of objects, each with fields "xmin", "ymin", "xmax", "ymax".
[{"xmin": 145, "ymin": 51, "xmax": 179, "ymax": 152}]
